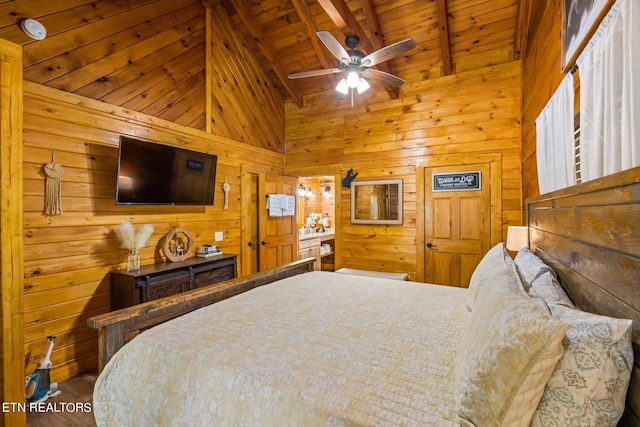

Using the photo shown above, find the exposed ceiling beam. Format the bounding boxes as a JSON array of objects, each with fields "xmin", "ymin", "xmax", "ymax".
[
  {"xmin": 228, "ymin": 0, "xmax": 304, "ymax": 107},
  {"xmin": 317, "ymin": 0, "xmax": 399, "ymax": 98},
  {"xmin": 200, "ymin": 0, "xmax": 222, "ymax": 6},
  {"xmin": 435, "ymin": 0, "xmax": 452, "ymax": 76},
  {"xmin": 361, "ymin": 0, "xmax": 384, "ymax": 51},
  {"xmin": 290, "ymin": 0, "xmax": 337, "ymax": 70},
  {"xmin": 514, "ymin": 0, "xmax": 532, "ymax": 60}
]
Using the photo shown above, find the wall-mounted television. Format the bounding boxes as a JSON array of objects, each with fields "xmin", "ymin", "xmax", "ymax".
[{"xmin": 116, "ymin": 136, "xmax": 218, "ymax": 205}]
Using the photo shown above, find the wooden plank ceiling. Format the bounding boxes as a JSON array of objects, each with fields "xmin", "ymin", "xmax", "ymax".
[
  {"xmin": 0, "ymin": 0, "xmax": 528, "ymax": 108},
  {"xmin": 216, "ymin": 0, "xmax": 528, "ymax": 105}
]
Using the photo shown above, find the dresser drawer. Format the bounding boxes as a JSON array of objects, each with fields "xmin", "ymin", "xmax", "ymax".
[
  {"xmin": 140, "ymin": 270, "xmax": 191, "ymax": 302},
  {"xmin": 193, "ymin": 264, "xmax": 236, "ymax": 288}
]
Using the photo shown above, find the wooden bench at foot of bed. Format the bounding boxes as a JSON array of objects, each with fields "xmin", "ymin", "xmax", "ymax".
[
  {"xmin": 335, "ymin": 268, "xmax": 409, "ymax": 281},
  {"xmin": 88, "ymin": 258, "xmax": 315, "ymax": 372}
]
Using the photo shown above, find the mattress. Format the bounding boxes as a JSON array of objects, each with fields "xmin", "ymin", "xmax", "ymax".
[{"xmin": 93, "ymin": 271, "xmax": 469, "ymax": 426}]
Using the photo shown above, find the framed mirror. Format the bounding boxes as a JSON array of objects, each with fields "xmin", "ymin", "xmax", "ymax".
[{"xmin": 350, "ymin": 179, "xmax": 403, "ymax": 225}]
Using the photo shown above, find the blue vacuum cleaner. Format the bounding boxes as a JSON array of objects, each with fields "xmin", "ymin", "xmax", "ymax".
[{"xmin": 25, "ymin": 336, "xmax": 61, "ymax": 403}]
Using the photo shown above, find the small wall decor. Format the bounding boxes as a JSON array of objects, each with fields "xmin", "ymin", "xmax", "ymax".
[
  {"xmin": 222, "ymin": 176, "xmax": 230, "ymax": 210},
  {"xmin": 44, "ymin": 152, "xmax": 64, "ymax": 216},
  {"xmin": 163, "ymin": 227, "xmax": 193, "ymax": 262},
  {"xmin": 114, "ymin": 222, "xmax": 154, "ymax": 272},
  {"xmin": 341, "ymin": 168, "xmax": 358, "ymax": 188}
]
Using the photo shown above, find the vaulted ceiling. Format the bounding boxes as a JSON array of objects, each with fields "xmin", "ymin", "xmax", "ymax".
[
  {"xmin": 0, "ymin": 0, "xmax": 531, "ymax": 113},
  {"xmin": 215, "ymin": 0, "xmax": 530, "ymax": 106}
]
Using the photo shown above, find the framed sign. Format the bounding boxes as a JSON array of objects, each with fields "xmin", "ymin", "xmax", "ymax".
[
  {"xmin": 432, "ymin": 171, "xmax": 481, "ymax": 192},
  {"xmin": 562, "ymin": 0, "xmax": 615, "ymax": 72}
]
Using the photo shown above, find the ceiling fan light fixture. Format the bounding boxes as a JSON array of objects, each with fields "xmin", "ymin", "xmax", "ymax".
[
  {"xmin": 356, "ymin": 78, "xmax": 370, "ymax": 94},
  {"xmin": 336, "ymin": 79, "xmax": 349, "ymax": 95},
  {"xmin": 346, "ymin": 70, "xmax": 360, "ymax": 88}
]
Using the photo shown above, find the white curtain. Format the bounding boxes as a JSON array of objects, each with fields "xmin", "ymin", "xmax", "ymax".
[
  {"xmin": 576, "ymin": 0, "xmax": 640, "ymax": 181},
  {"xmin": 535, "ymin": 73, "xmax": 576, "ymax": 194}
]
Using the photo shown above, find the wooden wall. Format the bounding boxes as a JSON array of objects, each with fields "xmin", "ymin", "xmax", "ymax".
[
  {"xmin": 0, "ymin": 0, "xmax": 288, "ymax": 393},
  {"xmin": 21, "ymin": 81, "xmax": 284, "ymax": 386},
  {"xmin": 521, "ymin": 0, "xmax": 565, "ymax": 201},
  {"xmin": 207, "ymin": 3, "xmax": 285, "ymax": 150},
  {"xmin": 0, "ymin": 39, "xmax": 24, "ymax": 426},
  {"xmin": 0, "ymin": 0, "xmax": 285, "ymax": 152},
  {"xmin": 285, "ymin": 61, "xmax": 523, "ymax": 279}
]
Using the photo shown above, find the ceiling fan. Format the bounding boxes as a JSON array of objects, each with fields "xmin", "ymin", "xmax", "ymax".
[{"xmin": 288, "ymin": 31, "xmax": 416, "ymax": 97}]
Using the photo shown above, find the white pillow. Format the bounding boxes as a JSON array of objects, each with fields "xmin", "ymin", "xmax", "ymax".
[
  {"xmin": 456, "ymin": 261, "xmax": 570, "ymax": 427},
  {"xmin": 466, "ymin": 242, "xmax": 512, "ymax": 311},
  {"xmin": 531, "ymin": 304, "xmax": 633, "ymax": 427},
  {"xmin": 514, "ymin": 247, "xmax": 556, "ymax": 291}
]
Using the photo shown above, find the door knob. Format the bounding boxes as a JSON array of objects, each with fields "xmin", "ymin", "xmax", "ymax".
[
  {"xmin": 426, "ymin": 242, "xmax": 434, "ymax": 248},
  {"xmin": 248, "ymin": 241, "xmax": 257, "ymax": 247},
  {"xmin": 260, "ymin": 240, "xmax": 267, "ymax": 246}
]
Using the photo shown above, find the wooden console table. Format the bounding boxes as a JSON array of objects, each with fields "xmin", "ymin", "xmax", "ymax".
[{"xmin": 110, "ymin": 254, "xmax": 237, "ymax": 310}]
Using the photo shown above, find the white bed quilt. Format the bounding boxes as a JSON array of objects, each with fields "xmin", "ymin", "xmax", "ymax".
[{"xmin": 93, "ymin": 271, "xmax": 468, "ymax": 426}]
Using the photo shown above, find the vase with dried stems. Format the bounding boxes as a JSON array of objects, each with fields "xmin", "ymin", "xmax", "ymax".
[{"xmin": 115, "ymin": 222, "xmax": 154, "ymax": 272}]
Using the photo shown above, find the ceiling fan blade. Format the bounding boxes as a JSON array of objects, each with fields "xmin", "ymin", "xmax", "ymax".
[
  {"xmin": 360, "ymin": 38, "xmax": 416, "ymax": 67},
  {"xmin": 287, "ymin": 68, "xmax": 343, "ymax": 79},
  {"xmin": 316, "ymin": 31, "xmax": 351, "ymax": 66},
  {"xmin": 361, "ymin": 69, "xmax": 406, "ymax": 87}
]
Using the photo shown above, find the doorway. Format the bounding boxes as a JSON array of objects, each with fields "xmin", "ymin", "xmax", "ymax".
[
  {"xmin": 417, "ymin": 154, "xmax": 502, "ymax": 286},
  {"xmin": 298, "ymin": 176, "xmax": 335, "ymax": 232},
  {"xmin": 298, "ymin": 175, "xmax": 336, "ymax": 271},
  {"xmin": 241, "ymin": 168, "xmax": 298, "ymax": 276}
]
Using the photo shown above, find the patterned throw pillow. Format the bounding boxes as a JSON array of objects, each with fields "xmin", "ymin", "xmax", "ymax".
[{"xmin": 530, "ymin": 304, "xmax": 633, "ymax": 427}]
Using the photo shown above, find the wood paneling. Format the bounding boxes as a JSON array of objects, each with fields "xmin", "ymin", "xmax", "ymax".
[
  {"xmin": 0, "ymin": 0, "xmax": 285, "ymax": 153},
  {"xmin": 220, "ymin": 0, "xmax": 521, "ymax": 101},
  {"xmin": 208, "ymin": 3, "xmax": 285, "ymax": 151},
  {"xmin": 527, "ymin": 166, "xmax": 640, "ymax": 426},
  {"xmin": 21, "ymin": 81, "xmax": 284, "ymax": 385},
  {"xmin": 521, "ymin": 0, "xmax": 564, "ymax": 200},
  {"xmin": 285, "ymin": 61, "xmax": 522, "ymax": 280},
  {"xmin": 0, "ymin": 38, "xmax": 25, "ymax": 427}
]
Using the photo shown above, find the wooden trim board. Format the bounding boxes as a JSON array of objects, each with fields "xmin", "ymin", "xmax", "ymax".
[{"xmin": 88, "ymin": 258, "xmax": 315, "ymax": 372}]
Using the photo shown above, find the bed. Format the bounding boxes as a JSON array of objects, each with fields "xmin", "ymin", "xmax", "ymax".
[{"xmin": 89, "ymin": 166, "xmax": 640, "ymax": 426}]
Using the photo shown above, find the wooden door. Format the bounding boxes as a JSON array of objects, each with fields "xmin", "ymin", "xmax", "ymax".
[
  {"xmin": 257, "ymin": 174, "xmax": 298, "ymax": 271},
  {"xmin": 424, "ymin": 163, "xmax": 491, "ymax": 287},
  {"xmin": 244, "ymin": 172, "xmax": 259, "ymax": 274}
]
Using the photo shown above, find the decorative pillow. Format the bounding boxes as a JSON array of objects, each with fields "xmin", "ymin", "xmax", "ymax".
[
  {"xmin": 530, "ymin": 304, "xmax": 633, "ymax": 427},
  {"xmin": 456, "ymin": 261, "xmax": 570, "ymax": 427},
  {"xmin": 514, "ymin": 247, "xmax": 556, "ymax": 291},
  {"xmin": 466, "ymin": 242, "xmax": 512, "ymax": 311},
  {"xmin": 529, "ymin": 271, "xmax": 575, "ymax": 308}
]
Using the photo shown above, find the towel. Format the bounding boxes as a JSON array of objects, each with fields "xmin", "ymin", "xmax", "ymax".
[
  {"xmin": 267, "ymin": 194, "xmax": 284, "ymax": 217},
  {"xmin": 283, "ymin": 195, "xmax": 295, "ymax": 216}
]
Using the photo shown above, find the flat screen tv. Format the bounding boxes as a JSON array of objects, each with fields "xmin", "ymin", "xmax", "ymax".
[{"xmin": 116, "ymin": 136, "xmax": 218, "ymax": 205}]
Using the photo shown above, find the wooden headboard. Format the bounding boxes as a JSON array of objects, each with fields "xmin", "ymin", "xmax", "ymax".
[{"xmin": 526, "ymin": 166, "xmax": 640, "ymax": 426}]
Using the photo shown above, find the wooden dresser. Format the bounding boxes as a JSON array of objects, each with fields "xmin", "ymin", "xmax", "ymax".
[{"xmin": 110, "ymin": 254, "xmax": 237, "ymax": 310}]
